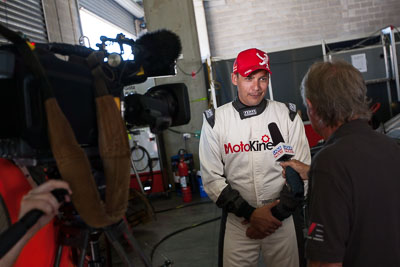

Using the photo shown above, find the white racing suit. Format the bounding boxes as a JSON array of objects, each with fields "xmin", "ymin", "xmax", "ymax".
[{"xmin": 199, "ymin": 98, "xmax": 311, "ymax": 267}]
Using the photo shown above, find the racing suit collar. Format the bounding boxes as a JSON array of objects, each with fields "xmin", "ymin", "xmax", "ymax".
[{"xmin": 232, "ymin": 97, "xmax": 268, "ymax": 120}]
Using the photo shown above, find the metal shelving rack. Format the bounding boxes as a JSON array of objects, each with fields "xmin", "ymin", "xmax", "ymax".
[{"xmin": 323, "ymin": 26, "xmax": 400, "ymax": 118}]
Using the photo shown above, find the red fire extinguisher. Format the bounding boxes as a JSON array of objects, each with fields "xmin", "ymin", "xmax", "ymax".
[{"xmin": 178, "ymin": 157, "xmax": 192, "ymax": 203}]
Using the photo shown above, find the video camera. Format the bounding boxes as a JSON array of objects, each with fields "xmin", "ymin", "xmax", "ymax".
[
  {"xmin": 0, "ymin": 24, "xmax": 191, "ymax": 263},
  {"xmin": 0, "ymin": 24, "xmax": 190, "ymax": 163}
]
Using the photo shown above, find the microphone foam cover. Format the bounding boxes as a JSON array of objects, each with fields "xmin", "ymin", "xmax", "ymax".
[{"xmin": 135, "ymin": 29, "xmax": 182, "ymax": 67}]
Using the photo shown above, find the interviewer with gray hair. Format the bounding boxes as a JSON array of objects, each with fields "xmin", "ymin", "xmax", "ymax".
[{"xmin": 281, "ymin": 60, "xmax": 400, "ymax": 267}]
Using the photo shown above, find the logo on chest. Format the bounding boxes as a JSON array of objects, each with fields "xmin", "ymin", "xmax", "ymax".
[{"xmin": 224, "ymin": 134, "xmax": 273, "ymax": 154}]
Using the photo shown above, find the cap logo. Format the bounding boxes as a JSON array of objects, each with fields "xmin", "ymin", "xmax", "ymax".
[{"xmin": 256, "ymin": 52, "xmax": 269, "ymax": 68}]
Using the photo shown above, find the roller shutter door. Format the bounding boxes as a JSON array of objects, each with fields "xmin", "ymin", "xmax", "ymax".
[
  {"xmin": 78, "ymin": 0, "xmax": 136, "ymax": 35},
  {"xmin": 0, "ymin": 0, "xmax": 47, "ymax": 43}
]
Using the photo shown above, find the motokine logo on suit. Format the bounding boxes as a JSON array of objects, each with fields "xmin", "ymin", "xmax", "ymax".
[{"xmin": 224, "ymin": 134, "xmax": 273, "ymax": 154}]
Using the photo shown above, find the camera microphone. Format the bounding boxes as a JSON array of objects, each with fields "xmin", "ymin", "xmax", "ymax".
[
  {"xmin": 135, "ymin": 29, "xmax": 181, "ymax": 64},
  {"xmin": 268, "ymin": 122, "xmax": 304, "ymax": 221},
  {"xmin": 33, "ymin": 29, "xmax": 182, "ymax": 85},
  {"xmin": 0, "ymin": 188, "xmax": 69, "ymax": 258},
  {"xmin": 131, "ymin": 29, "xmax": 182, "ymax": 76}
]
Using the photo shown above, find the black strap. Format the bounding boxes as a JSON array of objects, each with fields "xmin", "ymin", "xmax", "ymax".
[
  {"xmin": 218, "ymin": 208, "xmax": 228, "ymax": 267},
  {"xmin": 0, "ymin": 195, "xmax": 11, "ymax": 234}
]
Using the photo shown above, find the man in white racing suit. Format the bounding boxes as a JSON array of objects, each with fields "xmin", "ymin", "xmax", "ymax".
[{"xmin": 199, "ymin": 48, "xmax": 311, "ymax": 267}]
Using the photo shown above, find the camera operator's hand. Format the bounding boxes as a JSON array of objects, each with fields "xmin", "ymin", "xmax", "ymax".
[
  {"xmin": 248, "ymin": 200, "xmax": 282, "ymax": 236},
  {"xmin": 280, "ymin": 159, "xmax": 310, "ymax": 180},
  {"xmin": 0, "ymin": 180, "xmax": 71, "ymax": 267},
  {"xmin": 19, "ymin": 180, "xmax": 72, "ymax": 235}
]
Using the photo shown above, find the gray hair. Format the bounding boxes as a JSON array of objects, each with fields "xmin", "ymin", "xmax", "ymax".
[{"xmin": 300, "ymin": 60, "xmax": 371, "ymax": 127}]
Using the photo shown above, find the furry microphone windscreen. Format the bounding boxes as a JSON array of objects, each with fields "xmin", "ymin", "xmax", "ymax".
[{"xmin": 134, "ymin": 29, "xmax": 182, "ymax": 73}]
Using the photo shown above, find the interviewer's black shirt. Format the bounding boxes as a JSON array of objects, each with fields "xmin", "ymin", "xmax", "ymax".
[{"xmin": 305, "ymin": 119, "xmax": 400, "ymax": 266}]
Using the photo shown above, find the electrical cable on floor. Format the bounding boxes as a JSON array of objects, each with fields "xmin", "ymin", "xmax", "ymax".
[
  {"xmin": 142, "ymin": 241, "xmax": 173, "ymax": 267},
  {"xmin": 154, "ymin": 200, "xmax": 213, "ymax": 213},
  {"xmin": 150, "ymin": 216, "xmax": 221, "ymax": 262}
]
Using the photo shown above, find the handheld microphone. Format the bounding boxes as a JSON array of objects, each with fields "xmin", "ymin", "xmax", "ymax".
[
  {"xmin": 269, "ymin": 122, "xmax": 295, "ymax": 161},
  {"xmin": 0, "ymin": 188, "xmax": 68, "ymax": 258},
  {"xmin": 268, "ymin": 122, "xmax": 304, "ymax": 221},
  {"xmin": 268, "ymin": 122, "xmax": 304, "ymax": 195}
]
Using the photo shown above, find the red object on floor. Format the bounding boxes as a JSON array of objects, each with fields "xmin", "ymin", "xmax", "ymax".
[
  {"xmin": 130, "ymin": 170, "xmax": 164, "ymax": 193},
  {"xmin": 181, "ymin": 186, "xmax": 192, "ymax": 203},
  {"xmin": 177, "ymin": 158, "xmax": 192, "ymax": 202}
]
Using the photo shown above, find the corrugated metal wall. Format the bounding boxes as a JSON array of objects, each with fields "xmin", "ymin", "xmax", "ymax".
[
  {"xmin": 0, "ymin": 0, "xmax": 47, "ymax": 43},
  {"xmin": 0, "ymin": 0, "xmax": 137, "ymax": 44},
  {"xmin": 78, "ymin": 0, "xmax": 136, "ymax": 35}
]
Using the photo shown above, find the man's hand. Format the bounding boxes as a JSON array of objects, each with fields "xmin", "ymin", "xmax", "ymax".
[
  {"xmin": 241, "ymin": 220, "xmax": 267, "ymax": 239},
  {"xmin": 246, "ymin": 226, "xmax": 268, "ymax": 239},
  {"xmin": 249, "ymin": 200, "xmax": 282, "ymax": 235},
  {"xmin": 280, "ymin": 159, "xmax": 310, "ymax": 180},
  {"xmin": 0, "ymin": 180, "xmax": 72, "ymax": 267},
  {"xmin": 19, "ymin": 179, "xmax": 72, "ymax": 233}
]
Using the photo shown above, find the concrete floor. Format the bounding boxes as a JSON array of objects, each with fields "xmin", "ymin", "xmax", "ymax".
[
  {"xmin": 102, "ymin": 190, "xmax": 306, "ymax": 267},
  {"xmin": 123, "ymin": 192, "xmax": 221, "ymax": 267}
]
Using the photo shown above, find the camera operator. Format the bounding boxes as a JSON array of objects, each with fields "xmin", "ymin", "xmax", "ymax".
[
  {"xmin": 0, "ymin": 158, "xmax": 73, "ymax": 267},
  {"xmin": 281, "ymin": 60, "xmax": 400, "ymax": 267}
]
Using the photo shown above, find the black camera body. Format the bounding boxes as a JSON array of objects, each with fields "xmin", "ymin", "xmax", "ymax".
[{"xmin": 0, "ymin": 27, "xmax": 190, "ymax": 162}]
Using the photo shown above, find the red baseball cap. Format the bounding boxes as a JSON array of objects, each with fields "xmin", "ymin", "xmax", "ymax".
[{"xmin": 233, "ymin": 48, "xmax": 272, "ymax": 77}]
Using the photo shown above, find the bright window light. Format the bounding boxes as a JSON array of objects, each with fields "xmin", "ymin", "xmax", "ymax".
[{"xmin": 79, "ymin": 8, "xmax": 136, "ymax": 60}]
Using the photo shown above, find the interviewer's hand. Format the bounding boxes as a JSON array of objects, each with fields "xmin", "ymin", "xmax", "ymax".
[
  {"xmin": 280, "ymin": 159, "xmax": 310, "ymax": 180},
  {"xmin": 249, "ymin": 200, "xmax": 282, "ymax": 235},
  {"xmin": 19, "ymin": 180, "xmax": 72, "ymax": 233}
]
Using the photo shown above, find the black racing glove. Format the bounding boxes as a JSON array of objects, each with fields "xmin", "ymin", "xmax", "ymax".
[
  {"xmin": 216, "ymin": 184, "xmax": 255, "ymax": 221},
  {"xmin": 271, "ymin": 166, "xmax": 304, "ymax": 221}
]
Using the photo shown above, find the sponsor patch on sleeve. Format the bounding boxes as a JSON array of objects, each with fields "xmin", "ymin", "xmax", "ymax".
[
  {"xmin": 306, "ymin": 222, "xmax": 325, "ymax": 242},
  {"xmin": 285, "ymin": 102, "xmax": 297, "ymax": 121}
]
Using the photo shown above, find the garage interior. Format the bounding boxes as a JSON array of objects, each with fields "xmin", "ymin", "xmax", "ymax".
[{"xmin": 0, "ymin": 0, "xmax": 399, "ymax": 266}]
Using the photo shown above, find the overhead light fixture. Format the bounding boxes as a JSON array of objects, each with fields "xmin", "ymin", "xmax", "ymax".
[{"xmin": 113, "ymin": 0, "xmax": 144, "ymax": 18}]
